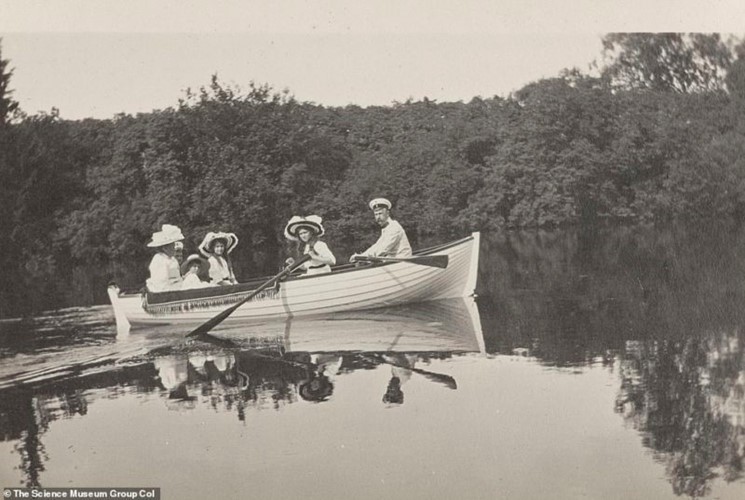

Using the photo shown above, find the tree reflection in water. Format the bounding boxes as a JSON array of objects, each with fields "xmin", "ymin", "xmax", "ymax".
[
  {"xmin": 476, "ymin": 223, "xmax": 745, "ymax": 496},
  {"xmin": 0, "ymin": 363, "xmax": 161, "ymax": 487},
  {"xmin": 616, "ymin": 333, "xmax": 745, "ymax": 497}
]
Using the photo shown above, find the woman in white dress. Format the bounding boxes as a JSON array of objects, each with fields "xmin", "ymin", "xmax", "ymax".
[
  {"xmin": 284, "ymin": 215, "xmax": 336, "ymax": 275},
  {"xmin": 198, "ymin": 232, "xmax": 239, "ymax": 285},
  {"xmin": 145, "ymin": 224, "xmax": 185, "ymax": 292}
]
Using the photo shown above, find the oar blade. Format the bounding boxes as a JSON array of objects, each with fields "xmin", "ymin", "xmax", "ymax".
[
  {"xmin": 186, "ymin": 306, "xmax": 240, "ymax": 337},
  {"xmin": 414, "ymin": 368, "xmax": 457, "ymax": 389},
  {"xmin": 416, "ymin": 255, "xmax": 449, "ymax": 268}
]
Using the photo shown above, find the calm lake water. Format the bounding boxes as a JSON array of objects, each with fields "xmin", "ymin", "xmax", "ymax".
[{"xmin": 1, "ymin": 225, "xmax": 745, "ymax": 499}]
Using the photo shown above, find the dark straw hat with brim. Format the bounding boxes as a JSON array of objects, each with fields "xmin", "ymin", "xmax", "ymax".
[{"xmin": 180, "ymin": 254, "xmax": 210, "ymax": 277}]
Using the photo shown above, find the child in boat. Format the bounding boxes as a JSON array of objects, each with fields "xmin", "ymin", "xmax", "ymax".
[
  {"xmin": 198, "ymin": 232, "xmax": 239, "ymax": 285},
  {"xmin": 180, "ymin": 254, "xmax": 214, "ymax": 289},
  {"xmin": 284, "ymin": 215, "xmax": 336, "ymax": 275},
  {"xmin": 146, "ymin": 224, "xmax": 185, "ymax": 292}
]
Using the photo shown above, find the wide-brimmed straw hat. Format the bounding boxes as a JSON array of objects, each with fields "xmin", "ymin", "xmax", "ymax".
[
  {"xmin": 180, "ymin": 254, "xmax": 210, "ymax": 277},
  {"xmin": 284, "ymin": 215, "xmax": 325, "ymax": 241},
  {"xmin": 198, "ymin": 232, "xmax": 239, "ymax": 257},
  {"xmin": 368, "ymin": 198, "xmax": 392, "ymax": 210},
  {"xmin": 147, "ymin": 224, "xmax": 185, "ymax": 248}
]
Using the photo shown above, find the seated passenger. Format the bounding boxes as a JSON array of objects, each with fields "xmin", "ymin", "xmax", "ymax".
[
  {"xmin": 146, "ymin": 224, "xmax": 185, "ymax": 292},
  {"xmin": 180, "ymin": 254, "xmax": 214, "ymax": 290},
  {"xmin": 284, "ymin": 215, "xmax": 336, "ymax": 275},
  {"xmin": 198, "ymin": 232, "xmax": 239, "ymax": 285},
  {"xmin": 350, "ymin": 198, "xmax": 412, "ymax": 263}
]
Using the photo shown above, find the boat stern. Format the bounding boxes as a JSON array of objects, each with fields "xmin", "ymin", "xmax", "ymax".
[{"xmin": 107, "ymin": 283, "xmax": 132, "ymax": 336}]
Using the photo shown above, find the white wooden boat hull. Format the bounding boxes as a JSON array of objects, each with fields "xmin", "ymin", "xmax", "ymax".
[{"xmin": 108, "ymin": 232, "xmax": 480, "ymax": 332}]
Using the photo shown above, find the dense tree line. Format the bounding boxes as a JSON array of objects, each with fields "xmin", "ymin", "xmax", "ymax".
[{"xmin": 1, "ymin": 34, "xmax": 745, "ymax": 315}]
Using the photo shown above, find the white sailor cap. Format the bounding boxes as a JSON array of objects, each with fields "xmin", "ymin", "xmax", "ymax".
[{"xmin": 368, "ymin": 198, "xmax": 392, "ymax": 210}]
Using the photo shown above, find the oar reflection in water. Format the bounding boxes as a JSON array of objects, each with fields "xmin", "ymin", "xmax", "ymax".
[{"xmin": 365, "ymin": 352, "xmax": 457, "ymax": 386}]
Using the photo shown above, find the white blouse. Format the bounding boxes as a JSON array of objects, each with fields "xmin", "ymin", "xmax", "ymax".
[
  {"xmin": 208, "ymin": 255, "xmax": 236, "ymax": 284},
  {"xmin": 302, "ymin": 240, "xmax": 336, "ymax": 275},
  {"xmin": 181, "ymin": 273, "xmax": 214, "ymax": 290},
  {"xmin": 146, "ymin": 253, "xmax": 183, "ymax": 292}
]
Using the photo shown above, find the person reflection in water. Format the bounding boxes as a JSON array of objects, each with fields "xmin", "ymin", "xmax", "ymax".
[
  {"xmin": 383, "ymin": 376, "xmax": 404, "ymax": 404},
  {"xmin": 298, "ymin": 372, "xmax": 334, "ymax": 402},
  {"xmin": 381, "ymin": 353, "xmax": 417, "ymax": 406},
  {"xmin": 297, "ymin": 353, "xmax": 341, "ymax": 402},
  {"xmin": 153, "ymin": 356, "xmax": 194, "ymax": 402},
  {"xmin": 188, "ymin": 353, "xmax": 235, "ymax": 385}
]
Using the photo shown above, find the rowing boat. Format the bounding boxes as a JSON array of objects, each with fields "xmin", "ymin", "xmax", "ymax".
[{"xmin": 108, "ymin": 232, "xmax": 480, "ymax": 333}]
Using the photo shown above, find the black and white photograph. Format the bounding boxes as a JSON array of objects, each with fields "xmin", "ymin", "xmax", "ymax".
[{"xmin": 1, "ymin": 1, "xmax": 745, "ymax": 499}]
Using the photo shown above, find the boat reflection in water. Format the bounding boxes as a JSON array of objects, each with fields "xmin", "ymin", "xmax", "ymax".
[
  {"xmin": 152, "ymin": 296, "xmax": 483, "ymax": 411},
  {"xmin": 0, "ymin": 298, "xmax": 482, "ymax": 487}
]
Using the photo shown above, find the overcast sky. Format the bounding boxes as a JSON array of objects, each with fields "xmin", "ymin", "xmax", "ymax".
[{"xmin": 1, "ymin": 0, "xmax": 743, "ymax": 120}]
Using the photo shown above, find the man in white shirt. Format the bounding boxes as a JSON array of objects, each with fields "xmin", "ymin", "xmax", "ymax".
[{"xmin": 350, "ymin": 198, "xmax": 412, "ymax": 262}]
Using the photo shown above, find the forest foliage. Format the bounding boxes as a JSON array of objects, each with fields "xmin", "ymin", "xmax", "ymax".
[{"xmin": 2, "ymin": 33, "xmax": 745, "ymax": 314}]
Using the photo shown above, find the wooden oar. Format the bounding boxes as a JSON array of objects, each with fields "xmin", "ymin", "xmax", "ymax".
[
  {"xmin": 355, "ymin": 254, "xmax": 448, "ymax": 269},
  {"xmin": 186, "ymin": 255, "xmax": 311, "ymax": 338},
  {"xmin": 364, "ymin": 354, "xmax": 457, "ymax": 389}
]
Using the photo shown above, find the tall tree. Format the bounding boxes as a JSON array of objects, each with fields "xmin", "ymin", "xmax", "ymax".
[
  {"xmin": 0, "ymin": 39, "xmax": 20, "ymax": 126},
  {"xmin": 600, "ymin": 33, "xmax": 734, "ymax": 93}
]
